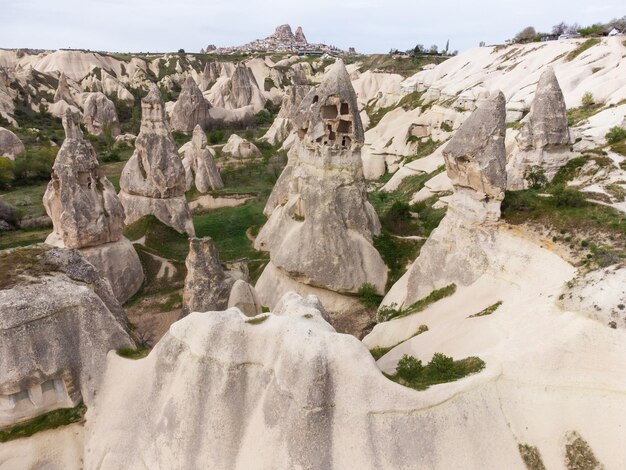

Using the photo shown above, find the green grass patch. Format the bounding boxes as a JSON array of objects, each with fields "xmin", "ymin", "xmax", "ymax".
[
  {"xmin": 124, "ymin": 215, "xmax": 189, "ymax": 261},
  {"xmin": 245, "ymin": 314, "xmax": 269, "ymax": 325},
  {"xmin": 567, "ymin": 103, "xmax": 604, "ymax": 126},
  {"xmin": 518, "ymin": 444, "xmax": 546, "ymax": 470},
  {"xmin": 0, "ymin": 227, "xmax": 49, "ymax": 251},
  {"xmin": 0, "ymin": 403, "xmax": 86, "ymax": 443},
  {"xmin": 468, "ymin": 301, "xmax": 503, "ymax": 318},
  {"xmin": 386, "ymin": 353, "xmax": 485, "ymax": 391},
  {"xmin": 370, "ymin": 324, "xmax": 428, "ymax": 360},
  {"xmin": 116, "ymin": 347, "xmax": 150, "ymax": 359},
  {"xmin": 379, "ymin": 284, "xmax": 457, "ymax": 322},
  {"xmin": 566, "ymin": 39, "xmax": 601, "ymax": 61},
  {"xmin": 356, "ymin": 54, "xmax": 448, "ymax": 77},
  {"xmin": 358, "ymin": 283, "xmax": 383, "ymax": 308}
]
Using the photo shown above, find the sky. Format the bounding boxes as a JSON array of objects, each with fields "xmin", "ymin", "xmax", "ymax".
[{"xmin": 0, "ymin": 0, "xmax": 623, "ymax": 54}]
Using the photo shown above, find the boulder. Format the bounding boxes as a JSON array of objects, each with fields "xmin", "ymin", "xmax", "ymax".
[
  {"xmin": 0, "ymin": 245, "xmax": 134, "ymax": 428},
  {"xmin": 82, "ymin": 92, "xmax": 121, "ymax": 138},
  {"xmin": 170, "ymin": 76, "xmax": 212, "ymax": 132},
  {"xmin": 119, "ymin": 84, "xmax": 194, "ymax": 236},
  {"xmin": 0, "ymin": 126, "xmax": 24, "ymax": 159},
  {"xmin": 222, "ymin": 133, "xmax": 261, "ymax": 159},
  {"xmin": 254, "ymin": 60, "xmax": 387, "ymax": 336},
  {"xmin": 182, "ymin": 237, "xmax": 235, "ymax": 315},
  {"xmin": 180, "ymin": 125, "xmax": 223, "ymax": 193},
  {"xmin": 507, "ymin": 67, "xmax": 573, "ymax": 189}
]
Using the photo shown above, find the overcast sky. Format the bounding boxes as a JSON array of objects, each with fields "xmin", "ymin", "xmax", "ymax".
[{"xmin": 1, "ymin": 0, "xmax": 623, "ymax": 54}]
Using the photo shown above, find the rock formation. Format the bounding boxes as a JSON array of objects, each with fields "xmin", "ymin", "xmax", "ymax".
[
  {"xmin": 254, "ymin": 60, "xmax": 387, "ymax": 336},
  {"xmin": 262, "ymin": 84, "xmax": 311, "ymax": 148},
  {"xmin": 170, "ymin": 76, "xmax": 212, "ymax": 132},
  {"xmin": 82, "ymin": 92, "xmax": 121, "ymax": 137},
  {"xmin": 182, "ymin": 237, "xmax": 260, "ymax": 317},
  {"xmin": 179, "ymin": 125, "xmax": 223, "ymax": 193},
  {"xmin": 198, "ymin": 61, "xmax": 220, "ymax": 92},
  {"xmin": 294, "ymin": 26, "xmax": 307, "ymax": 44},
  {"xmin": 0, "ymin": 245, "xmax": 134, "ymax": 428},
  {"xmin": 43, "ymin": 109, "xmax": 143, "ymax": 303},
  {"xmin": 506, "ymin": 67, "xmax": 573, "ymax": 189},
  {"xmin": 383, "ymin": 91, "xmax": 507, "ymax": 309},
  {"xmin": 205, "ymin": 63, "xmax": 265, "ymax": 112},
  {"xmin": 118, "ymin": 84, "xmax": 195, "ymax": 236},
  {"xmin": 222, "ymin": 133, "xmax": 261, "ymax": 159},
  {"xmin": 53, "ymin": 72, "xmax": 74, "ymax": 105},
  {"xmin": 0, "ymin": 126, "xmax": 24, "ymax": 159}
]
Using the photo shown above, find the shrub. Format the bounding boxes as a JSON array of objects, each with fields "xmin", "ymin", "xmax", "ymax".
[
  {"xmin": 0, "ymin": 157, "xmax": 15, "ymax": 189},
  {"xmin": 525, "ymin": 166, "xmax": 547, "ymax": 189},
  {"xmin": 208, "ymin": 129, "xmax": 225, "ymax": 144},
  {"xmin": 255, "ymin": 109, "xmax": 273, "ymax": 126},
  {"xmin": 581, "ymin": 91, "xmax": 594, "ymax": 108},
  {"xmin": 427, "ymin": 353, "xmax": 456, "ymax": 380},
  {"xmin": 550, "ymin": 184, "xmax": 587, "ymax": 207},
  {"xmin": 12, "ymin": 148, "xmax": 57, "ymax": 185},
  {"xmin": 358, "ymin": 283, "xmax": 383, "ymax": 308},
  {"xmin": 514, "ymin": 26, "xmax": 537, "ymax": 43},
  {"xmin": 605, "ymin": 126, "xmax": 626, "ymax": 145},
  {"xmin": 396, "ymin": 354, "xmax": 423, "ymax": 381}
]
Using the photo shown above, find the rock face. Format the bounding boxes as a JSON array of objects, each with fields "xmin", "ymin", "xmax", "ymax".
[
  {"xmin": 44, "ymin": 110, "xmax": 124, "ymax": 249},
  {"xmin": 82, "ymin": 92, "xmax": 121, "ymax": 137},
  {"xmin": 262, "ymin": 84, "xmax": 311, "ymax": 148},
  {"xmin": 182, "ymin": 237, "xmax": 260, "ymax": 317},
  {"xmin": 0, "ymin": 126, "xmax": 24, "ymax": 159},
  {"xmin": 119, "ymin": 84, "xmax": 195, "ymax": 236},
  {"xmin": 507, "ymin": 67, "xmax": 572, "ymax": 189},
  {"xmin": 180, "ymin": 125, "xmax": 223, "ymax": 193},
  {"xmin": 254, "ymin": 60, "xmax": 387, "ymax": 335},
  {"xmin": 222, "ymin": 133, "xmax": 261, "ymax": 159},
  {"xmin": 170, "ymin": 76, "xmax": 212, "ymax": 132},
  {"xmin": 294, "ymin": 26, "xmax": 307, "ymax": 44},
  {"xmin": 0, "ymin": 245, "xmax": 134, "ymax": 428},
  {"xmin": 43, "ymin": 109, "xmax": 143, "ymax": 303},
  {"xmin": 383, "ymin": 92, "xmax": 508, "ymax": 309},
  {"xmin": 83, "ymin": 292, "xmax": 534, "ymax": 469}
]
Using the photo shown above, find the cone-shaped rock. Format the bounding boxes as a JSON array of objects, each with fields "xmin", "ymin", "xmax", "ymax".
[
  {"xmin": 43, "ymin": 109, "xmax": 144, "ymax": 303},
  {"xmin": 182, "ymin": 237, "xmax": 235, "ymax": 316},
  {"xmin": 254, "ymin": 60, "xmax": 387, "ymax": 336},
  {"xmin": 119, "ymin": 84, "xmax": 195, "ymax": 235},
  {"xmin": 170, "ymin": 76, "xmax": 212, "ymax": 132},
  {"xmin": 382, "ymin": 92, "xmax": 508, "ymax": 310},
  {"xmin": 53, "ymin": 72, "xmax": 75, "ymax": 105},
  {"xmin": 507, "ymin": 67, "xmax": 573, "ymax": 189},
  {"xmin": 44, "ymin": 109, "xmax": 124, "ymax": 248},
  {"xmin": 199, "ymin": 62, "xmax": 220, "ymax": 91},
  {"xmin": 83, "ymin": 92, "xmax": 121, "ymax": 137},
  {"xmin": 186, "ymin": 125, "xmax": 223, "ymax": 192}
]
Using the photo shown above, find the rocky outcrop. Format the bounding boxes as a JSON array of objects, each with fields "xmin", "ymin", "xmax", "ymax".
[
  {"xmin": 0, "ymin": 245, "xmax": 134, "ymax": 428},
  {"xmin": 119, "ymin": 84, "xmax": 195, "ymax": 236},
  {"xmin": 180, "ymin": 125, "xmax": 223, "ymax": 193},
  {"xmin": 182, "ymin": 237, "xmax": 260, "ymax": 317},
  {"xmin": 205, "ymin": 63, "xmax": 265, "ymax": 112},
  {"xmin": 507, "ymin": 67, "xmax": 573, "ymax": 189},
  {"xmin": 383, "ymin": 92, "xmax": 508, "ymax": 309},
  {"xmin": 43, "ymin": 109, "xmax": 143, "ymax": 303},
  {"xmin": 254, "ymin": 60, "xmax": 387, "ymax": 336},
  {"xmin": 53, "ymin": 72, "xmax": 75, "ymax": 105},
  {"xmin": 0, "ymin": 126, "xmax": 24, "ymax": 159},
  {"xmin": 44, "ymin": 110, "xmax": 124, "ymax": 249},
  {"xmin": 82, "ymin": 92, "xmax": 121, "ymax": 137},
  {"xmin": 170, "ymin": 76, "xmax": 212, "ymax": 132},
  {"xmin": 222, "ymin": 133, "xmax": 261, "ymax": 159},
  {"xmin": 262, "ymin": 84, "xmax": 310, "ymax": 148},
  {"xmin": 294, "ymin": 26, "xmax": 307, "ymax": 44},
  {"xmin": 82, "ymin": 292, "xmax": 529, "ymax": 469}
]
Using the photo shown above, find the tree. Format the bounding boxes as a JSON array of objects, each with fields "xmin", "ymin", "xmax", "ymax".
[
  {"xmin": 514, "ymin": 26, "xmax": 537, "ymax": 43},
  {"xmin": 444, "ymin": 39, "xmax": 450, "ymax": 54},
  {"xmin": 429, "ymin": 44, "xmax": 438, "ymax": 54},
  {"xmin": 479, "ymin": 41, "xmax": 486, "ymax": 47},
  {"xmin": 413, "ymin": 44, "xmax": 424, "ymax": 55},
  {"xmin": 567, "ymin": 23, "xmax": 581, "ymax": 34},
  {"xmin": 552, "ymin": 22, "xmax": 568, "ymax": 35}
]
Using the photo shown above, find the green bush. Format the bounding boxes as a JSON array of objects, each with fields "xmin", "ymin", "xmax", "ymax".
[
  {"xmin": 605, "ymin": 126, "xmax": 626, "ymax": 145},
  {"xmin": 581, "ymin": 91, "xmax": 594, "ymax": 107},
  {"xmin": 358, "ymin": 283, "xmax": 383, "ymax": 308},
  {"xmin": 525, "ymin": 166, "xmax": 547, "ymax": 189},
  {"xmin": 550, "ymin": 184, "xmax": 587, "ymax": 208},
  {"xmin": 255, "ymin": 109, "xmax": 273, "ymax": 126},
  {"xmin": 208, "ymin": 129, "xmax": 225, "ymax": 144},
  {"xmin": 12, "ymin": 148, "xmax": 57, "ymax": 185},
  {"xmin": 0, "ymin": 157, "xmax": 15, "ymax": 189},
  {"xmin": 427, "ymin": 352, "xmax": 456, "ymax": 380},
  {"xmin": 396, "ymin": 354, "xmax": 423, "ymax": 381}
]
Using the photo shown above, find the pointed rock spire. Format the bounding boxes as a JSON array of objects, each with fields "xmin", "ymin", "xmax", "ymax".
[{"xmin": 170, "ymin": 76, "xmax": 212, "ymax": 132}]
